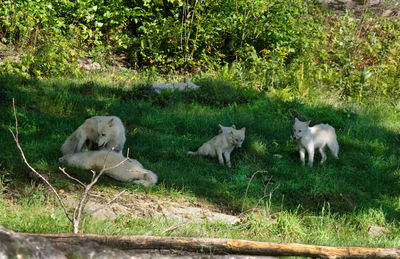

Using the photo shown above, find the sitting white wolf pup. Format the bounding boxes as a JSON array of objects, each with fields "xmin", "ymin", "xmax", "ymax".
[
  {"xmin": 59, "ymin": 150, "xmax": 157, "ymax": 186},
  {"xmin": 61, "ymin": 116, "xmax": 126, "ymax": 155},
  {"xmin": 188, "ymin": 125, "xmax": 245, "ymax": 168},
  {"xmin": 219, "ymin": 124, "xmax": 236, "ymax": 134},
  {"xmin": 293, "ymin": 117, "xmax": 339, "ymax": 167}
]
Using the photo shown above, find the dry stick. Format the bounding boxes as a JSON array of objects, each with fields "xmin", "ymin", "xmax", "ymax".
[
  {"xmin": 162, "ymin": 221, "xmax": 190, "ymax": 234},
  {"xmin": 185, "ymin": 0, "xmax": 197, "ymax": 57},
  {"xmin": 82, "ymin": 190, "xmax": 126, "ymax": 220},
  {"xmin": 351, "ymin": 0, "xmax": 370, "ymax": 62},
  {"xmin": 241, "ymin": 170, "xmax": 266, "ymax": 213},
  {"xmin": 72, "ymin": 148, "xmax": 131, "ymax": 233},
  {"xmin": 239, "ymin": 178, "xmax": 278, "ymax": 217},
  {"xmin": 9, "ymin": 99, "xmax": 73, "ymax": 223},
  {"xmin": 59, "ymin": 167, "xmax": 86, "ymax": 187},
  {"xmin": 10, "ymin": 98, "xmax": 127, "ymax": 233},
  {"xmin": 218, "ymin": 176, "xmax": 277, "ymax": 235}
]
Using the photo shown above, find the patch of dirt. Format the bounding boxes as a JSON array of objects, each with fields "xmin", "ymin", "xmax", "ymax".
[{"xmin": 62, "ymin": 189, "xmax": 240, "ymax": 225}]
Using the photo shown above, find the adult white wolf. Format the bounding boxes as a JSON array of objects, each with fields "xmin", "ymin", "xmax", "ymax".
[
  {"xmin": 59, "ymin": 150, "xmax": 157, "ymax": 186},
  {"xmin": 293, "ymin": 117, "xmax": 339, "ymax": 167},
  {"xmin": 188, "ymin": 125, "xmax": 245, "ymax": 168},
  {"xmin": 61, "ymin": 116, "xmax": 126, "ymax": 155}
]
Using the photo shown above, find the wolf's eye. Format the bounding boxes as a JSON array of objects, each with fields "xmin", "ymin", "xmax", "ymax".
[
  {"xmin": 298, "ymin": 130, "xmax": 302, "ymax": 133},
  {"xmin": 101, "ymin": 134, "xmax": 106, "ymax": 136}
]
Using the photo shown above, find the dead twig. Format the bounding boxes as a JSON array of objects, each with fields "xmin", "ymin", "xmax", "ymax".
[
  {"xmin": 241, "ymin": 170, "xmax": 267, "ymax": 213},
  {"xmin": 9, "ymin": 98, "xmax": 126, "ymax": 234},
  {"xmin": 9, "ymin": 99, "xmax": 73, "ymax": 223},
  {"xmin": 82, "ymin": 190, "xmax": 126, "ymax": 220},
  {"xmin": 162, "ymin": 221, "xmax": 190, "ymax": 234}
]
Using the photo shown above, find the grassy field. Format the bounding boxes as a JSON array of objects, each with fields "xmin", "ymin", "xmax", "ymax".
[{"xmin": 1, "ymin": 70, "xmax": 400, "ymax": 248}]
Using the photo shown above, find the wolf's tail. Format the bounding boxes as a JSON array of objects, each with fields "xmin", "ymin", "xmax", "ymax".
[
  {"xmin": 187, "ymin": 151, "xmax": 197, "ymax": 156},
  {"xmin": 328, "ymin": 138, "xmax": 339, "ymax": 159},
  {"xmin": 60, "ymin": 132, "xmax": 78, "ymax": 155},
  {"xmin": 134, "ymin": 169, "xmax": 158, "ymax": 186}
]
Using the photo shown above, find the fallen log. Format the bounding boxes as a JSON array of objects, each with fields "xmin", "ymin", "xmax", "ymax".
[{"xmin": 25, "ymin": 233, "xmax": 400, "ymax": 259}]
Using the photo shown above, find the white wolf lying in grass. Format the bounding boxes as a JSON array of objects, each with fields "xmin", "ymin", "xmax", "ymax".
[
  {"xmin": 61, "ymin": 116, "xmax": 126, "ymax": 155},
  {"xmin": 293, "ymin": 117, "xmax": 339, "ymax": 167},
  {"xmin": 188, "ymin": 124, "xmax": 245, "ymax": 168},
  {"xmin": 59, "ymin": 151, "xmax": 157, "ymax": 186}
]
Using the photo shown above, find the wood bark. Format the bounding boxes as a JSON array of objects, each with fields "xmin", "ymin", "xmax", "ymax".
[{"xmin": 25, "ymin": 233, "xmax": 400, "ymax": 259}]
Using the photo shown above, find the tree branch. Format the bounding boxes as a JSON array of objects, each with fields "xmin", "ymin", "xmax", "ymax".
[{"xmin": 9, "ymin": 99, "xmax": 72, "ymax": 223}]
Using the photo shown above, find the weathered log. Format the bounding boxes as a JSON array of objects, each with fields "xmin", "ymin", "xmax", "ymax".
[{"xmin": 25, "ymin": 233, "xmax": 400, "ymax": 259}]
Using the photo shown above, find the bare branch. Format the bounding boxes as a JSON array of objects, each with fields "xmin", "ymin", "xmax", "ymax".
[
  {"xmin": 90, "ymin": 170, "xmax": 96, "ymax": 183},
  {"xmin": 10, "ymin": 99, "xmax": 131, "ymax": 233},
  {"xmin": 59, "ymin": 167, "xmax": 85, "ymax": 187},
  {"xmin": 241, "ymin": 171, "xmax": 267, "ymax": 212},
  {"xmin": 93, "ymin": 148, "xmax": 131, "ymax": 184},
  {"xmin": 9, "ymin": 99, "xmax": 72, "ymax": 223},
  {"xmin": 239, "ymin": 182, "xmax": 279, "ymax": 217},
  {"xmin": 162, "ymin": 221, "xmax": 190, "ymax": 234},
  {"xmin": 81, "ymin": 190, "xmax": 126, "ymax": 220}
]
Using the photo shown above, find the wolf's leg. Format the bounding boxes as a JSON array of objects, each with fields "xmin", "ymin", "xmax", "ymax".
[
  {"xmin": 319, "ymin": 146, "xmax": 327, "ymax": 164},
  {"xmin": 223, "ymin": 152, "xmax": 231, "ymax": 168},
  {"xmin": 76, "ymin": 137, "xmax": 88, "ymax": 153},
  {"xmin": 305, "ymin": 144, "xmax": 314, "ymax": 167},
  {"xmin": 88, "ymin": 140, "xmax": 99, "ymax": 151},
  {"xmin": 299, "ymin": 146, "xmax": 306, "ymax": 166},
  {"xmin": 217, "ymin": 151, "xmax": 224, "ymax": 166}
]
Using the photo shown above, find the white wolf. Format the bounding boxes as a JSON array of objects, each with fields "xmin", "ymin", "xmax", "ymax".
[
  {"xmin": 218, "ymin": 124, "xmax": 236, "ymax": 134},
  {"xmin": 293, "ymin": 117, "xmax": 339, "ymax": 167},
  {"xmin": 59, "ymin": 150, "xmax": 158, "ymax": 186},
  {"xmin": 188, "ymin": 125, "xmax": 245, "ymax": 168},
  {"xmin": 61, "ymin": 116, "xmax": 126, "ymax": 155}
]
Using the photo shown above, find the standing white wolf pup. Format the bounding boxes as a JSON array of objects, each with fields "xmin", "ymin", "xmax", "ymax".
[
  {"xmin": 293, "ymin": 117, "xmax": 339, "ymax": 167},
  {"xmin": 61, "ymin": 116, "xmax": 126, "ymax": 155},
  {"xmin": 188, "ymin": 125, "xmax": 245, "ymax": 168},
  {"xmin": 59, "ymin": 151, "xmax": 158, "ymax": 186}
]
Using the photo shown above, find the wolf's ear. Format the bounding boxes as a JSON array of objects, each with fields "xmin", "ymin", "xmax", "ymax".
[
  {"xmin": 306, "ymin": 120, "xmax": 311, "ymax": 125},
  {"xmin": 218, "ymin": 124, "xmax": 223, "ymax": 129},
  {"xmin": 295, "ymin": 117, "xmax": 299, "ymax": 122},
  {"xmin": 108, "ymin": 118, "xmax": 114, "ymax": 126},
  {"xmin": 232, "ymin": 124, "xmax": 236, "ymax": 129},
  {"xmin": 240, "ymin": 127, "xmax": 246, "ymax": 132}
]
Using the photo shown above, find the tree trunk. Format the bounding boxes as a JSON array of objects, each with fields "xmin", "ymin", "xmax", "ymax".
[{"xmin": 25, "ymin": 233, "xmax": 400, "ymax": 259}]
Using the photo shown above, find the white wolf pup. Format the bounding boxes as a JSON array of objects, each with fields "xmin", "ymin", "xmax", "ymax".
[
  {"xmin": 61, "ymin": 116, "xmax": 126, "ymax": 155},
  {"xmin": 218, "ymin": 124, "xmax": 236, "ymax": 134},
  {"xmin": 293, "ymin": 117, "xmax": 339, "ymax": 167},
  {"xmin": 188, "ymin": 125, "xmax": 245, "ymax": 168},
  {"xmin": 59, "ymin": 150, "xmax": 157, "ymax": 186}
]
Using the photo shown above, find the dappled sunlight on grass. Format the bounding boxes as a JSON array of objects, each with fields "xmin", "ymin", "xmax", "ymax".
[{"xmin": 1, "ymin": 73, "xmax": 400, "ymax": 246}]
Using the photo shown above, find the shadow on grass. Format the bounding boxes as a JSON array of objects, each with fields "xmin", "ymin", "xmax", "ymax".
[{"xmin": 1, "ymin": 74, "xmax": 400, "ymax": 220}]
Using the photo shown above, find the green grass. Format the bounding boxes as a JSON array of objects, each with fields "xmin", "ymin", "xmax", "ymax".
[{"xmin": 1, "ymin": 71, "xmax": 400, "ymax": 248}]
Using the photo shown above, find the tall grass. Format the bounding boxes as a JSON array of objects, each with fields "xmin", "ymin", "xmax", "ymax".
[{"xmin": 1, "ymin": 70, "xmax": 400, "ymax": 247}]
